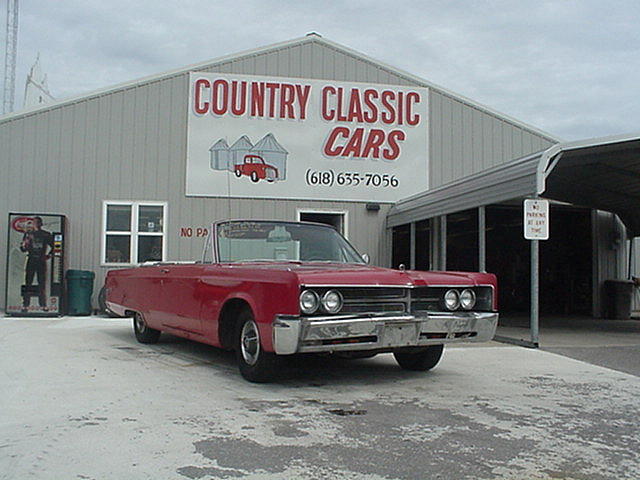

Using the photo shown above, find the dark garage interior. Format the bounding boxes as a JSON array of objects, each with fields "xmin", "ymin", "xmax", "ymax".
[
  {"xmin": 392, "ymin": 204, "xmax": 593, "ymax": 316},
  {"xmin": 486, "ymin": 205, "xmax": 592, "ymax": 315}
]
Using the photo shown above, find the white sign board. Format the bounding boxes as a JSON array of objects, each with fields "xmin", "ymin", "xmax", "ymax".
[
  {"xmin": 186, "ymin": 73, "xmax": 429, "ymax": 202},
  {"xmin": 524, "ymin": 199, "xmax": 549, "ymax": 240}
]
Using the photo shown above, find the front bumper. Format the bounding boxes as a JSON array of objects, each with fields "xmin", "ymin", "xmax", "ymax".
[{"xmin": 272, "ymin": 311, "xmax": 498, "ymax": 355}]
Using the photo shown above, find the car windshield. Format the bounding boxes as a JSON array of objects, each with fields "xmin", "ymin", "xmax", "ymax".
[{"xmin": 216, "ymin": 221, "xmax": 366, "ymax": 264}]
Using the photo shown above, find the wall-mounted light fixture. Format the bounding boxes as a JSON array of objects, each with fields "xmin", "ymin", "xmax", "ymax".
[{"xmin": 366, "ymin": 203, "xmax": 380, "ymax": 212}]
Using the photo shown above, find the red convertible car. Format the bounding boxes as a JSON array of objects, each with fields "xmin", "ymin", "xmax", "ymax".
[
  {"xmin": 105, "ymin": 220, "xmax": 498, "ymax": 382},
  {"xmin": 234, "ymin": 155, "xmax": 278, "ymax": 182}
]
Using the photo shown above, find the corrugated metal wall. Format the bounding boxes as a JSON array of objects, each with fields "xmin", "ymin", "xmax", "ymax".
[
  {"xmin": 0, "ymin": 37, "xmax": 555, "ymax": 309},
  {"xmin": 429, "ymin": 91, "xmax": 555, "ymax": 188},
  {"xmin": 593, "ymin": 211, "xmax": 628, "ymax": 316}
]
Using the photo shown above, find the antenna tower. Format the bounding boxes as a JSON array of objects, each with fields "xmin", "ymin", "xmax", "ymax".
[{"xmin": 3, "ymin": 0, "xmax": 19, "ymax": 114}]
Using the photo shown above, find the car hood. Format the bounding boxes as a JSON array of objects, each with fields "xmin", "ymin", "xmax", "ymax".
[{"xmin": 229, "ymin": 262, "xmax": 495, "ymax": 287}]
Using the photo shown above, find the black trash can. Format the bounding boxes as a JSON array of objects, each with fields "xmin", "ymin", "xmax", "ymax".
[
  {"xmin": 603, "ymin": 280, "xmax": 634, "ymax": 319},
  {"xmin": 66, "ymin": 270, "xmax": 95, "ymax": 315}
]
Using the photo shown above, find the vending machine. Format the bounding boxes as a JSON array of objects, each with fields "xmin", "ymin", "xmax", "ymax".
[{"xmin": 5, "ymin": 213, "xmax": 67, "ymax": 316}]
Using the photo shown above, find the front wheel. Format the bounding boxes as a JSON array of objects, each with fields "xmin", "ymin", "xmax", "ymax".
[
  {"xmin": 236, "ymin": 309, "xmax": 279, "ymax": 383},
  {"xmin": 133, "ymin": 312, "xmax": 161, "ymax": 344},
  {"xmin": 393, "ymin": 345, "xmax": 444, "ymax": 371}
]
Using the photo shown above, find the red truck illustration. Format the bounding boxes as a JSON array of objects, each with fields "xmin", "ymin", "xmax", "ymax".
[{"xmin": 234, "ymin": 155, "xmax": 279, "ymax": 183}]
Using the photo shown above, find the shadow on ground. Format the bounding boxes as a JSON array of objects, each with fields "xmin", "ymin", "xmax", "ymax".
[{"xmin": 101, "ymin": 324, "xmax": 433, "ymax": 386}]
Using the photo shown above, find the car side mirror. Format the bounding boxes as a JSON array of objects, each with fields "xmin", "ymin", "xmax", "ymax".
[{"xmin": 361, "ymin": 253, "xmax": 370, "ymax": 264}]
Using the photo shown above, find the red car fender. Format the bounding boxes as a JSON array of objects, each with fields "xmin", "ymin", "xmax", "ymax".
[{"xmin": 201, "ymin": 273, "xmax": 300, "ymax": 352}]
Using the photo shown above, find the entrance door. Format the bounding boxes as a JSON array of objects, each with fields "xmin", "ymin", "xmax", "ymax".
[{"xmin": 298, "ymin": 211, "xmax": 346, "ymax": 236}]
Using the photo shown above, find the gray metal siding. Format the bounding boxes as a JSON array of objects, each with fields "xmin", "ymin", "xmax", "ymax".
[
  {"xmin": 429, "ymin": 90, "xmax": 555, "ymax": 189},
  {"xmin": 593, "ymin": 210, "xmax": 627, "ymax": 316},
  {"xmin": 200, "ymin": 42, "xmax": 416, "ymax": 85},
  {"xmin": 0, "ymin": 38, "xmax": 554, "ymax": 309}
]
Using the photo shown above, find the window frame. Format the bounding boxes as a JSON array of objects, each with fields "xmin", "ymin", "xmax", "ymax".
[{"xmin": 101, "ymin": 200, "xmax": 168, "ymax": 266}]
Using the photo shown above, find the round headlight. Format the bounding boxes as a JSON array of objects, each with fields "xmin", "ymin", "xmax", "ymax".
[
  {"xmin": 321, "ymin": 290, "xmax": 343, "ymax": 314},
  {"xmin": 460, "ymin": 289, "xmax": 476, "ymax": 310},
  {"xmin": 300, "ymin": 290, "xmax": 319, "ymax": 314},
  {"xmin": 444, "ymin": 289, "xmax": 460, "ymax": 311}
]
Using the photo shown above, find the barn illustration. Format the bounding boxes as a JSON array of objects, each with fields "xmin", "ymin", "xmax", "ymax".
[
  {"xmin": 228, "ymin": 135, "xmax": 254, "ymax": 172},
  {"xmin": 209, "ymin": 139, "xmax": 230, "ymax": 170},
  {"xmin": 208, "ymin": 133, "xmax": 288, "ymax": 182},
  {"xmin": 250, "ymin": 134, "xmax": 288, "ymax": 180}
]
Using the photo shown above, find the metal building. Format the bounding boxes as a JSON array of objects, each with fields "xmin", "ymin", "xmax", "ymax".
[{"xmin": 2, "ymin": 34, "xmax": 636, "ymax": 322}]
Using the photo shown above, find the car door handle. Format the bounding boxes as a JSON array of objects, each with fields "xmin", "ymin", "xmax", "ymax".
[{"xmin": 161, "ymin": 269, "xmax": 170, "ymax": 274}]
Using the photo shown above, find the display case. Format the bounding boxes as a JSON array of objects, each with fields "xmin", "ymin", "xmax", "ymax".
[{"xmin": 5, "ymin": 213, "xmax": 67, "ymax": 316}]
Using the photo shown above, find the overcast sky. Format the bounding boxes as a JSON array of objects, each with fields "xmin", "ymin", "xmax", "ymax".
[{"xmin": 5, "ymin": 0, "xmax": 640, "ymax": 140}]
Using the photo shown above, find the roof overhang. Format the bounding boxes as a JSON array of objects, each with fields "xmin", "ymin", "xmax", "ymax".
[{"xmin": 388, "ymin": 132, "xmax": 640, "ymax": 236}]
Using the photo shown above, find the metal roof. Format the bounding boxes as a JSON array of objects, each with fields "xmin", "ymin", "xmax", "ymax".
[
  {"xmin": 209, "ymin": 139, "xmax": 229, "ymax": 152},
  {"xmin": 538, "ymin": 132, "xmax": 640, "ymax": 235},
  {"xmin": 0, "ymin": 34, "xmax": 558, "ymax": 142},
  {"xmin": 252, "ymin": 133, "xmax": 288, "ymax": 154},
  {"xmin": 388, "ymin": 132, "xmax": 640, "ymax": 236}
]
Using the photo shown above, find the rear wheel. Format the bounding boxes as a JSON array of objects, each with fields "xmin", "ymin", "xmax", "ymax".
[
  {"xmin": 250, "ymin": 171, "xmax": 259, "ymax": 182},
  {"xmin": 133, "ymin": 312, "xmax": 161, "ymax": 344},
  {"xmin": 98, "ymin": 286, "xmax": 120, "ymax": 317},
  {"xmin": 393, "ymin": 345, "xmax": 444, "ymax": 371},
  {"xmin": 235, "ymin": 169, "xmax": 242, "ymax": 177},
  {"xmin": 236, "ymin": 309, "xmax": 279, "ymax": 383}
]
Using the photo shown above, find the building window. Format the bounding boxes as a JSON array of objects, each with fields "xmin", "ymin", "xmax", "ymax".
[{"xmin": 102, "ymin": 201, "xmax": 167, "ymax": 265}]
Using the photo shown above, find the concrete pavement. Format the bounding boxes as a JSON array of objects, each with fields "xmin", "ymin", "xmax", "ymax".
[
  {"xmin": 497, "ymin": 315, "xmax": 640, "ymax": 376},
  {"xmin": 1, "ymin": 315, "xmax": 639, "ymax": 479}
]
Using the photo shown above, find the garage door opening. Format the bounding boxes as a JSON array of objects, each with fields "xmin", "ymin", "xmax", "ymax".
[
  {"xmin": 486, "ymin": 205, "xmax": 592, "ymax": 315},
  {"xmin": 447, "ymin": 209, "xmax": 479, "ymax": 272},
  {"xmin": 391, "ymin": 220, "xmax": 432, "ymax": 270}
]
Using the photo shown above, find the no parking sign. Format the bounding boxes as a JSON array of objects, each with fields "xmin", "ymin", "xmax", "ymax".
[{"xmin": 524, "ymin": 199, "xmax": 549, "ymax": 240}]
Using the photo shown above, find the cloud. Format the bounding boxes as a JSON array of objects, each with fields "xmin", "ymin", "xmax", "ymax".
[{"xmin": 5, "ymin": 0, "xmax": 640, "ymax": 140}]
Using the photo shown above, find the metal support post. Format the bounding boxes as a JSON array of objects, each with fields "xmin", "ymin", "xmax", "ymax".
[
  {"xmin": 410, "ymin": 222, "xmax": 416, "ymax": 270},
  {"xmin": 439, "ymin": 215, "xmax": 447, "ymax": 270},
  {"xmin": 628, "ymin": 237, "xmax": 634, "ymax": 280},
  {"xmin": 531, "ymin": 238, "xmax": 540, "ymax": 346},
  {"xmin": 479, "ymin": 206, "xmax": 486, "ymax": 272}
]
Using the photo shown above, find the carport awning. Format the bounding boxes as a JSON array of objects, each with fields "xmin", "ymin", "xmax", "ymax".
[
  {"xmin": 388, "ymin": 132, "xmax": 640, "ymax": 236},
  {"xmin": 387, "ymin": 151, "xmax": 542, "ymax": 227},
  {"xmin": 540, "ymin": 136, "xmax": 640, "ymax": 236}
]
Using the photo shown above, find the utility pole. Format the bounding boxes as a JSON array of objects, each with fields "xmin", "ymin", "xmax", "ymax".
[{"xmin": 3, "ymin": 0, "xmax": 19, "ymax": 114}]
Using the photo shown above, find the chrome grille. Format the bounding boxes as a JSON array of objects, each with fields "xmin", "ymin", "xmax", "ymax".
[
  {"xmin": 340, "ymin": 288, "xmax": 406, "ymax": 300},
  {"xmin": 411, "ymin": 286, "xmax": 493, "ymax": 312},
  {"xmin": 301, "ymin": 285, "xmax": 493, "ymax": 316},
  {"xmin": 342, "ymin": 303, "xmax": 406, "ymax": 314}
]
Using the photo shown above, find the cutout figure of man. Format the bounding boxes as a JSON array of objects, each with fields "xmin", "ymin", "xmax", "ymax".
[{"xmin": 20, "ymin": 217, "xmax": 53, "ymax": 311}]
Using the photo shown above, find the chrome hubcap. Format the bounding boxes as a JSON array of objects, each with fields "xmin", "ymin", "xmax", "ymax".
[
  {"xmin": 240, "ymin": 320, "xmax": 260, "ymax": 366},
  {"xmin": 135, "ymin": 314, "xmax": 146, "ymax": 333}
]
